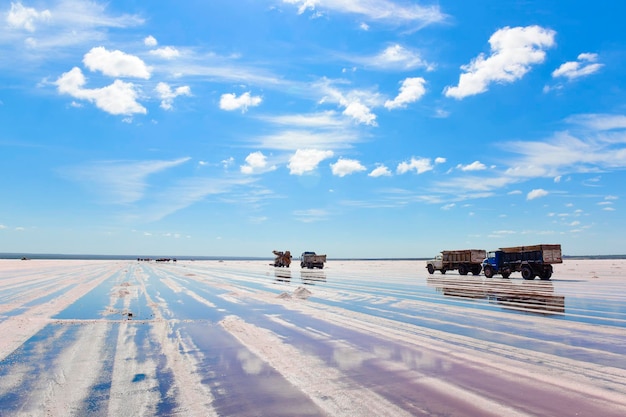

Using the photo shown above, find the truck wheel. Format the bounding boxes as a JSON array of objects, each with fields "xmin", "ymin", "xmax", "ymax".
[
  {"xmin": 521, "ymin": 266, "xmax": 535, "ymax": 280},
  {"xmin": 440, "ymin": 268, "xmax": 446, "ymax": 275},
  {"xmin": 300, "ymin": 262, "xmax": 305, "ymax": 268},
  {"xmin": 427, "ymin": 264, "xmax": 435, "ymax": 274},
  {"xmin": 483, "ymin": 265, "xmax": 494, "ymax": 278},
  {"xmin": 502, "ymin": 271, "xmax": 511, "ymax": 279},
  {"xmin": 472, "ymin": 266, "xmax": 481, "ymax": 276},
  {"xmin": 458, "ymin": 264, "xmax": 468, "ymax": 275},
  {"xmin": 540, "ymin": 270, "xmax": 552, "ymax": 280}
]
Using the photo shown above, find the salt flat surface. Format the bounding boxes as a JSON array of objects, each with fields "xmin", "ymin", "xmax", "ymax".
[{"xmin": 0, "ymin": 259, "xmax": 625, "ymax": 416}]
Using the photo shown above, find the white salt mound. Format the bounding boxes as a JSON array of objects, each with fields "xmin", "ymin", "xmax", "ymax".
[{"xmin": 293, "ymin": 286, "xmax": 312, "ymax": 299}]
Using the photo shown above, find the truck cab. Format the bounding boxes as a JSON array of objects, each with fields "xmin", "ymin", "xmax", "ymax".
[
  {"xmin": 426, "ymin": 254, "xmax": 444, "ymax": 274},
  {"xmin": 482, "ymin": 251, "xmax": 510, "ymax": 278}
]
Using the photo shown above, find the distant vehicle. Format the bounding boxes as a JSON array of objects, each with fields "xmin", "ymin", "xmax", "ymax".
[
  {"xmin": 426, "ymin": 249, "xmax": 486, "ymax": 275},
  {"xmin": 272, "ymin": 250, "xmax": 292, "ymax": 268},
  {"xmin": 482, "ymin": 244, "xmax": 562, "ymax": 280},
  {"xmin": 300, "ymin": 251, "xmax": 326, "ymax": 269}
]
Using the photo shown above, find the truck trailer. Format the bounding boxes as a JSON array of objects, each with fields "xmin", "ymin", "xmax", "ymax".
[
  {"xmin": 482, "ymin": 244, "xmax": 562, "ymax": 280},
  {"xmin": 426, "ymin": 249, "xmax": 486, "ymax": 276}
]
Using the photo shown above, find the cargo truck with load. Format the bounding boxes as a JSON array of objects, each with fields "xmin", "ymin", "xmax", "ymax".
[
  {"xmin": 482, "ymin": 244, "xmax": 562, "ymax": 280},
  {"xmin": 426, "ymin": 249, "xmax": 487, "ymax": 276},
  {"xmin": 300, "ymin": 251, "xmax": 326, "ymax": 269}
]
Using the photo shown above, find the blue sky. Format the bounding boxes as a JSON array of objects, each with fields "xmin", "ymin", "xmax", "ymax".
[{"xmin": 1, "ymin": 0, "xmax": 625, "ymax": 258}]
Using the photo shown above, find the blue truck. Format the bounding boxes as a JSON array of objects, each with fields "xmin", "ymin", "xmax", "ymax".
[{"xmin": 482, "ymin": 244, "xmax": 562, "ymax": 280}]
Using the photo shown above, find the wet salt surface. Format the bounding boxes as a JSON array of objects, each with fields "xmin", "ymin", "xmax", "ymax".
[{"xmin": 0, "ymin": 259, "xmax": 625, "ymax": 416}]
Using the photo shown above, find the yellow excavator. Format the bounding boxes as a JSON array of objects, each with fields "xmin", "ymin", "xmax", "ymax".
[{"xmin": 272, "ymin": 250, "xmax": 292, "ymax": 267}]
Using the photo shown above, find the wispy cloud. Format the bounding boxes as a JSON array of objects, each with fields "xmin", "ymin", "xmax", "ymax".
[
  {"xmin": 254, "ymin": 130, "xmax": 358, "ymax": 151},
  {"xmin": 282, "ymin": 0, "xmax": 447, "ymax": 30},
  {"xmin": 552, "ymin": 53, "xmax": 603, "ymax": 80},
  {"xmin": 64, "ymin": 156, "xmax": 259, "ymax": 222},
  {"xmin": 62, "ymin": 157, "xmax": 192, "ymax": 204},
  {"xmin": 129, "ymin": 176, "xmax": 257, "ymax": 222},
  {"xmin": 566, "ymin": 113, "xmax": 626, "ymax": 131},
  {"xmin": 354, "ymin": 44, "xmax": 433, "ymax": 71},
  {"xmin": 293, "ymin": 208, "xmax": 330, "ymax": 223},
  {"xmin": 258, "ymin": 111, "xmax": 348, "ymax": 128},
  {"xmin": 527, "ymin": 188, "xmax": 548, "ymax": 200},
  {"xmin": 431, "ymin": 112, "xmax": 626, "ymax": 199},
  {"xmin": 457, "ymin": 161, "xmax": 487, "ymax": 171},
  {"xmin": 1, "ymin": 0, "xmax": 143, "ymax": 56}
]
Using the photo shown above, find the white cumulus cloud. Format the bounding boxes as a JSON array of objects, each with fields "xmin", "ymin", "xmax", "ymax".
[
  {"xmin": 55, "ymin": 67, "xmax": 146, "ymax": 115},
  {"xmin": 385, "ymin": 77, "xmax": 426, "ymax": 110},
  {"xmin": 240, "ymin": 151, "xmax": 276, "ymax": 174},
  {"xmin": 527, "ymin": 188, "xmax": 549, "ymax": 200},
  {"xmin": 444, "ymin": 25, "xmax": 556, "ymax": 99},
  {"xmin": 397, "ymin": 157, "xmax": 433, "ymax": 174},
  {"xmin": 155, "ymin": 82, "xmax": 191, "ymax": 110},
  {"xmin": 144, "ymin": 35, "xmax": 158, "ymax": 47},
  {"xmin": 288, "ymin": 149, "xmax": 334, "ymax": 175},
  {"xmin": 219, "ymin": 92, "xmax": 262, "ymax": 112},
  {"xmin": 369, "ymin": 165, "xmax": 392, "ymax": 177},
  {"xmin": 83, "ymin": 46, "xmax": 151, "ymax": 79},
  {"xmin": 7, "ymin": 2, "xmax": 51, "ymax": 31},
  {"xmin": 331, "ymin": 158, "xmax": 366, "ymax": 177},
  {"xmin": 342, "ymin": 100, "xmax": 377, "ymax": 126}
]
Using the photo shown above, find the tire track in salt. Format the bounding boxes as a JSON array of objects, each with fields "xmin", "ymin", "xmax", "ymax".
[
  {"xmin": 220, "ymin": 314, "xmax": 422, "ymax": 417},
  {"xmin": 116, "ymin": 264, "xmax": 219, "ymax": 416},
  {"xmin": 0, "ymin": 262, "xmax": 120, "ymax": 361}
]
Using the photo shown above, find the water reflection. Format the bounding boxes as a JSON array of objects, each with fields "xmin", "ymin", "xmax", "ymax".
[
  {"xmin": 274, "ymin": 269, "xmax": 291, "ymax": 283},
  {"xmin": 301, "ymin": 270, "xmax": 326, "ymax": 285},
  {"xmin": 237, "ymin": 348, "xmax": 264, "ymax": 375},
  {"xmin": 427, "ymin": 276, "xmax": 565, "ymax": 314}
]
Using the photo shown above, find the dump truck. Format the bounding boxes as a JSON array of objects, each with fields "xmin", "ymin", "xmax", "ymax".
[
  {"xmin": 300, "ymin": 251, "xmax": 326, "ymax": 269},
  {"xmin": 272, "ymin": 250, "xmax": 292, "ymax": 268},
  {"xmin": 482, "ymin": 244, "xmax": 562, "ymax": 280},
  {"xmin": 426, "ymin": 249, "xmax": 486, "ymax": 275}
]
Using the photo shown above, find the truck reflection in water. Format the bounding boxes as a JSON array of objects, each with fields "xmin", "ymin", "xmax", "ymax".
[
  {"xmin": 301, "ymin": 270, "xmax": 326, "ymax": 285},
  {"xmin": 427, "ymin": 277, "xmax": 565, "ymax": 314}
]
